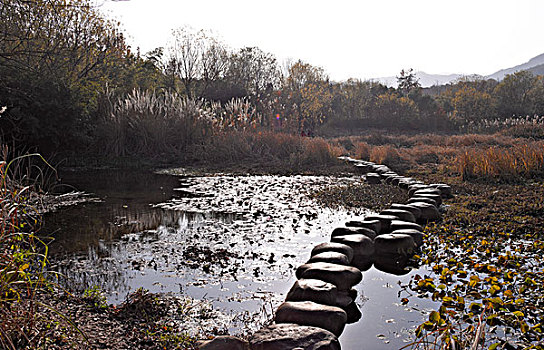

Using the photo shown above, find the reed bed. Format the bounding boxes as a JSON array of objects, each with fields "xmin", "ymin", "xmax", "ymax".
[{"xmin": 457, "ymin": 143, "xmax": 544, "ymax": 181}]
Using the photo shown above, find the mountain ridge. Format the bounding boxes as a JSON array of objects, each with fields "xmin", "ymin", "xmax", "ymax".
[{"xmin": 374, "ymin": 52, "xmax": 544, "ymax": 88}]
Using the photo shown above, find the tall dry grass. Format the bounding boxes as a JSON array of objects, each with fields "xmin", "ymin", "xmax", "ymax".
[
  {"xmin": 99, "ymin": 89, "xmax": 214, "ymax": 159},
  {"xmin": 0, "ymin": 147, "xmax": 61, "ymax": 349},
  {"xmin": 457, "ymin": 143, "xmax": 544, "ymax": 181},
  {"xmin": 195, "ymin": 131, "xmax": 338, "ymax": 171}
]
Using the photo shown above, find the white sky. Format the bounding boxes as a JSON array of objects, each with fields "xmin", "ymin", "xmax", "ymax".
[{"xmin": 98, "ymin": 0, "xmax": 544, "ymax": 81}]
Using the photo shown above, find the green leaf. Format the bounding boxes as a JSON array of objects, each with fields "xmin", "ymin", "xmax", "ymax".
[{"xmin": 429, "ymin": 310, "xmax": 440, "ymax": 323}]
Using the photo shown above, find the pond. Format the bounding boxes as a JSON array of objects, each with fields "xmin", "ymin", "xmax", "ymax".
[{"xmin": 45, "ymin": 169, "xmax": 440, "ymax": 349}]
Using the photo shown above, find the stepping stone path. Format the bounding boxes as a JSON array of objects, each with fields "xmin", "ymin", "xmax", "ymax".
[{"xmin": 199, "ymin": 156, "xmax": 453, "ymax": 349}]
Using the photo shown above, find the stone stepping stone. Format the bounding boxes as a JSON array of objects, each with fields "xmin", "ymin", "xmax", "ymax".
[
  {"xmin": 308, "ymin": 252, "xmax": 351, "ymax": 266},
  {"xmin": 412, "ymin": 192, "xmax": 442, "ymax": 206},
  {"xmin": 296, "ymin": 262, "xmax": 362, "ymax": 291},
  {"xmin": 331, "ymin": 234, "xmax": 375, "ymax": 257},
  {"xmin": 364, "ymin": 214, "xmax": 398, "ymax": 234},
  {"xmin": 331, "ymin": 226, "xmax": 376, "ymax": 240},
  {"xmin": 286, "ymin": 279, "xmax": 352, "ymax": 308},
  {"xmin": 311, "ymin": 242, "xmax": 354, "ymax": 262},
  {"xmin": 374, "ymin": 233, "xmax": 416, "ymax": 256},
  {"xmin": 430, "ymin": 183, "xmax": 453, "ymax": 198},
  {"xmin": 390, "ymin": 176, "xmax": 408, "ymax": 186},
  {"xmin": 373, "ymin": 165, "xmax": 391, "ymax": 174},
  {"xmin": 380, "ymin": 208, "xmax": 416, "ymax": 223},
  {"xmin": 275, "ymin": 301, "xmax": 347, "ymax": 336},
  {"xmin": 249, "ymin": 323, "xmax": 340, "ymax": 350},
  {"xmin": 407, "ymin": 196, "xmax": 438, "ymax": 207},
  {"xmin": 408, "ymin": 185, "xmax": 440, "ymax": 196},
  {"xmin": 389, "ymin": 220, "xmax": 423, "ymax": 232},
  {"xmin": 366, "ymin": 173, "xmax": 381, "ymax": 184},
  {"xmin": 354, "ymin": 163, "xmax": 372, "ymax": 173},
  {"xmin": 344, "ymin": 301, "xmax": 362, "ymax": 324},
  {"xmin": 390, "ymin": 228, "xmax": 424, "ymax": 247},
  {"xmin": 398, "ymin": 178, "xmax": 420, "ymax": 189},
  {"xmin": 389, "ymin": 204, "xmax": 422, "ymax": 220},
  {"xmin": 408, "ymin": 184, "xmax": 430, "ymax": 196},
  {"xmin": 408, "ymin": 202, "xmax": 442, "ymax": 223},
  {"xmin": 345, "ymin": 219, "xmax": 381, "ymax": 235}
]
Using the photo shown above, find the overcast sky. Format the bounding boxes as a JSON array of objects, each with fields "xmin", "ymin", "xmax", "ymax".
[{"xmin": 98, "ymin": 0, "xmax": 544, "ymax": 81}]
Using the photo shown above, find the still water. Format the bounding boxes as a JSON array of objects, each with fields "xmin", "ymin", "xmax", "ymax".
[{"xmin": 45, "ymin": 169, "xmax": 438, "ymax": 349}]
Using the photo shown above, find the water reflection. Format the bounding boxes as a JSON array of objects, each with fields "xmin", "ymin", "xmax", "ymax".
[{"xmin": 44, "ymin": 170, "xmax": 439, "ymax": 348}]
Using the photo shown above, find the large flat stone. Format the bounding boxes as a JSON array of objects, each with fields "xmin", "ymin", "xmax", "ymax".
[
  {"xmin": 390, "ymin": 228, "xmax": 424, "ymax": 247},
  {"xmin": 331, "ymin": 226, "xmax": 376, "ymax": 240},
  {"xmin": 331, "ymin": 234, "xmax": 375, "ymax": 257},
  {"xmin": 275, "ymin": 301, "xmax": 347, "ymax": 336},
  {"xmin": 311, "ymin": 242, "xmax": 354, "ymax": 262},
  {"xmin": 249, "ymin": 323, "xmax": 340, "ymax": 350},
  {"xmin": 390, "ymin": 204, "xmax": 422, "ymax": 220},
  {"xmin": 308, "ymin": 251, "xmax": 351, "ymax": 265},
  {"xmin": 345, "ymin": 219, "xmax": 381, "ymax": 235},
  {"xmin": 380, "ymin": 209, "xmax": 416, "ymax": 223},
  {"xmin": 296, "ymin": 262, "xmax": 362, "ymax": 291},
  {"xmin": 374, "ymin": 233, "xmax": 416, "ymax": 256}
]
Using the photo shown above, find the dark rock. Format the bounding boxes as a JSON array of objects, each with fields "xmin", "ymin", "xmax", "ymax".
[
  {"xmin": 286, "ymin": 279, "xmax": 339, "ymax": 306},
  {"xmin": 389, "ymin": 204, "xmax": 422, "ymax": 220},
  {"xmin": 374, "ymin": 233, "xmax": 416, "ymax": 256},
  {"xmin": 429, "ymin": 183, "xmax": 453, "ymax": 198},
  {"xmin": 354, "ymin": 163, "xmax": 372, "ymax": 174},
  {"xmin": 296, "ymin": 262, "xmax": 362, "ymax": 291},
  {"xmin": 412, "ymin": 192, "xmax": 442, "ymax": 206},
  {"xmin": 249, "ymin": 323, "xmax": 340, "ymax": 350},
  {"xmin": 308, "ymin": 252, "xmax": 351, "ymax": 265},
  {"xmin": 364, "ymin": 214, "xmax": 398, "ymax": 234},
  {"xmin": 344, "ymin": 301, "xmax": 362, "ymax": 323},
  {"xmin": 398, "ymin": 178, "xmax": 419, "ymax": 189},
  {"xmin": 198, "ymin": 335, "xmax": 249, "ymax": 350},
  {"xmin": 345, "ymin": 219, "xmax": 381, "ymax": 235},
  {"xmin": 311, "ymin": 243, "xmax": 354, "ymax": 262},
  {"xmin": 373, "ymin": 165, "xmax": 391, "ymax": 174},
  {"xmin": 331, "ymin": 226, "xmax": 376, "ymax": 240},
  {"xmin": 390, "ymin": 177, "xmax": 406, "ymax": 186},
  {"xmin": 331, "ymin": 234, "xmax": 375, "ymax": 257},
  {"xmin": 407, "ymin": 184, "xmax": 430, "ymax": 196},
  {"xmin": 334, "ymin": 226, "xmax": 376, "ymax": 240},
  {"xmin": 366, "ymin": 173, "xmax": 381, "ymax": 184},
  {"xmin": 275, "ymin": 301, "xmax": 347, "ymax": 336},
  {"xmin": 380, "ymin": 209, "xmax": 416, "ymax": 223},
  {"xmin": 407, "ymin": 196, "xmax": 437, "ymax": 207},
  {"xmin": 390, "ymin": 220, "xmax": 423, "ymax": 232},
  {"xmin": 413, "ymin": 187, "xmax": 441, "ymax": 196},
  {"xmin": 408, "ymin": 202, "xmax": 442, "ymax": 223},
  {"xmin": 390, "ymin": 229, "xmax": 424, "ymax": 247}
]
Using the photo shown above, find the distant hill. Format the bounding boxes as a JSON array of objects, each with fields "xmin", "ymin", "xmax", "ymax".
[
  {"xmin": 375, "ymin": 52, "xmax": 544, "ymax": 88},
  {"xmin": 486, "ymin": 53, "xmax": 544, "ymax": 81},
  {"xmin": 528, "ymin": 63, "xmax": 544, "ymax": 76},
  {"xmin": 376, "ymin": 71, "xmax": 464, "ymax": 88}
]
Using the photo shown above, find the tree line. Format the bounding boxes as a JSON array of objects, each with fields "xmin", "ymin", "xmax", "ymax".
[{"xmin": 1, "ymin": 0, "xmax": 543, "ymax": 159}]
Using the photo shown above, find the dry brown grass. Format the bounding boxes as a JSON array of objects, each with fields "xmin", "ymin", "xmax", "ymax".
[
  {"xmin": 331, "ymin": 129, "xmax": 544, "ymax": 182},
  {"xmin": 195, "ymin": 131, "xmax": 339, "ymax": 171},
  {"xmin": 457, "ymin": 142, "xmax": 544, "ymax": 181}
]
